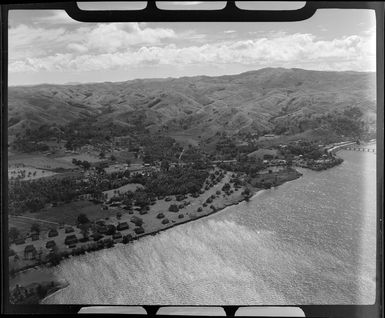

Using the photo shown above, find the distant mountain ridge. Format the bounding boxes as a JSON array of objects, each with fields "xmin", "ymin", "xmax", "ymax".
[{"xmin": 8, "ymin": 68, "xmax": 376, "ymax": 140}]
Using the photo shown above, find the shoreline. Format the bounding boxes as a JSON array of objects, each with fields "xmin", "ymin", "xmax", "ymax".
[
  {"xmin": 39, "ymin": 171, "xmax": 305, "ymax": 304},
  {"xmin": 11, "ymin": 166, "xmax": 305, "ymax": 304},
  {"xmin": 37, "ymin": 189, "xmax": 253, "ymax": 303}
]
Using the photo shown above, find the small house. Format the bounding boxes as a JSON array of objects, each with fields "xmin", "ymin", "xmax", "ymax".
[
  {"xmin": 134, "ymin": 227, "xmax": 145, "ymax": 235},
  {"xmin": 46, "ymin": 240, "xmax": 56, "ymax": 249},
  {"xmin": 130, "ymin": 216, "xmax": 143, "ymax": 226},
  {"xmin": 65, "ymin": 227, "xmax": 75, "ymax": 234},
  {"xmin": 64, "ymin": 234, "xmax": 78, "ymax": 246},
  {"xmin": 48, "ymin": 229, "xmax": 59, "ymax": 238},
  {"xmin": 176, "ymin": 194, "xmax": 186, "ymax": 201},
  {"xmin": 112, "ymin": 232, "xmax": 123, "ymax": 241},
  {"xmin": 97, "ymin": 225, "xmax": 108, "ymax": 234},
  {"xmin": 91, "ymin": 233, "xmax": 103, "ymax": 241},
  {"xmin": 24, "ymin": 245, "xmax": 37, "ymax": 260},
  {"xmin": 117, "ymin": 222, "xmax": 129, "ymax": 231},
  {"xmin": 139, "ymin": 208, "xmax": 148, "ymax": 215},
  {"xmin": 15, "ymin": 238, "xmax": 25, "ymax": 245}
]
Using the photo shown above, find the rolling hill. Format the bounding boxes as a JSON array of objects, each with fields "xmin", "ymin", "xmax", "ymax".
[{"xmin": 8, "ymin": 68, "xmax": 376, "ymax": 142}]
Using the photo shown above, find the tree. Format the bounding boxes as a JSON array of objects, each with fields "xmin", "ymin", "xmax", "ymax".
[
  {"xmin": 48, "ymin": 246, "xmax": 61, "ymax": 266},
  {"xmin": 82, "ymin": 160, "xmax": 91, "ymax": 170},
  {"xmin": 106, "ymin": 224, "xmax": 116, "ymax": 235},
  {"xmin": 77, "ymin": 213, "xmax": 90, "ymax": 225},
  {"xmin": 9, "ymin": 227, "xmax": 20, "ymax": 242},
  {"xmin": 79, "ymin": 223, "xmax": 90, "ymax": 239},
  {"xmin": 30, "ymin": 223, "xmax": 40, "ymax": 234},
  {"xmin": 110, "ymin": 155, "xmax": 116, "ymax": 162},
  {"xmin": 222, "ymin": 183, "xmax": 231, "ymax": 192},
  {"xmin": 160, "ymin": 160, "xmax": 170, "ymax": 172}
]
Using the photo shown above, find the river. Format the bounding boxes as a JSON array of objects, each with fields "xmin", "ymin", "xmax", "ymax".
[{"xmin": 42, "ymin": 145, "xmax": 376, "ymax": 305}]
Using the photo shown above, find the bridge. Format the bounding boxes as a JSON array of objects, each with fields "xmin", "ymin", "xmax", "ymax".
[{"xmin": 342, "ymin": 146, "xmax": 376, "ymax": 153}]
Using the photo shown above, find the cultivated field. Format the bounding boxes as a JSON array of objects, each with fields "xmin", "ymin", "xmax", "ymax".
[
  {"xmin": 8, "ymin": 153, "xmax": 76, "ymax": 170},
  {"xmin": 9, "ymin": 216, "xmax": 53, "ymax": 236},
  {"xmin": 8, "ymin": 167, "xmax": 57, "ymax": 181},
  {"xmin": 103, "ymin": 183, "xmax": 143, "ymax": 200},
  {"xmin": 24, "ymin": 200, "xmax": 116, "ymax": 228},
  {"xmin": 56, "ymin": 153, "xmax": 103, "ymax": 163}
]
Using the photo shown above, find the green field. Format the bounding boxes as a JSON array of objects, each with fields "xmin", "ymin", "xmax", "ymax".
[
  {"xmin": 8, "ymin": 153, "xmax": 76, "ymax": 170},
  {"xmin": 9, "ymin": 216, "xmax": 53, "ymax": 236},
  {"xmin": 12, "ymin": 200, "xmax": 123, "ymax": 234}
]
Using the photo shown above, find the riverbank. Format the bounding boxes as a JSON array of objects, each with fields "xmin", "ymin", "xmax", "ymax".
[
  {"xmin": 11, "ymin": 167, "xmax": 304, "ymax": 303},
  {"xmin": 41, "ymin": 142, "xmax": 376, "ymax": 305}
]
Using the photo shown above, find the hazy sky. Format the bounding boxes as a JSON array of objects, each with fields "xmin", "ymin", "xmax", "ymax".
[{"xmin": 8, "ymin": 5, "xmax": 376, "ymax": 86}]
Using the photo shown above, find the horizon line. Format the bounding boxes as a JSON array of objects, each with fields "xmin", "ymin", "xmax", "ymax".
[{"xmin": 8, "ymin": 67, "xmax": 375, "ymax": 88}]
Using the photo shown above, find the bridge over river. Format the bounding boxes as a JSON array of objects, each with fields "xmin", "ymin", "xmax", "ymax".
[
  {"xmin": 327, "ymin": 141, "xmax": 376, "ymax": 154},
  {"xmin": 342, "ymin": 146, "xmax": 376, "ymax": 153}
]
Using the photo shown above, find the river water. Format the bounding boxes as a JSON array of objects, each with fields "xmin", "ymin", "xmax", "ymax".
[{"xmin": 43, "ymin": 146, "xmax": 377, "ymax": 305}]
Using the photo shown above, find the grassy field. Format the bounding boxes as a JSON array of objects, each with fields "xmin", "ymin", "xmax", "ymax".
[
  {"xmin": 9, "ymin": 216, "xmax": 53, "ymax": 236},
  {"xmin": 8, "ymin": 167, "xmax": 57, "ymax": 181},
  {"xmin": 8, "ymin": 153, "xmax": 76, "ymax": 170},
  {"xmin": 23, "ymin": 200, "xmax": 116, "ymax": 227},
  {"xmin": 55, "ymin": 153, "xmax": 103, "ymax": 163},
  {"xmin": 103, "ymin": 183, "xmax": 143, "ymax": 200},
  {"xmin": 167, "ymin": 132, "xmax": 200, "ymax": 147}
]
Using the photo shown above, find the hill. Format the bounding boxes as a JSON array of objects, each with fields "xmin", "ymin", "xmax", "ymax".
[{"xmin": 8, "ymin": 68, "xmax": 376, "ymax": 143}]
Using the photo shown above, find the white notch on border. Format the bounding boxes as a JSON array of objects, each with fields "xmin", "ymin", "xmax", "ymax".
[
  {"xmin": 156, "ymin": 1, "xmax": 227, "ymax": 10},
  {"xmin": 76, "ymin": 1, "xmax": 147, "ymax": 11},
  {"xmin": 157, "ymin": 306, "xmax": 226, "ymax": 316},
  {"xmin": 235, "ymin": 307, "xmax": 305, "ymax": 317},
  {"xmin": 78, "ymin": 306, "xmax": 147, "ymax": 314},
  {"xmin": 235, "ymin": 1, "xmax": 306, "ymax": 11}
]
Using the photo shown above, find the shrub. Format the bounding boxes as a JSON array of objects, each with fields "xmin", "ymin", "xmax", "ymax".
[
  {"xmin": 162, "ymin": 218, "xmax": 169, "ymax": 224},
  {"xmin": 134, "ymin": 227, "xmax": 145, "ymax": 234},
  {"xmin": 130, "ymin": 216, "xmax": 143, "ymax": 226}
]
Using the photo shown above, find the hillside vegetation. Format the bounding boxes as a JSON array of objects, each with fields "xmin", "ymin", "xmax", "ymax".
[{"xmin": 8, "ymin": 68, "xmax": 376, "ymax": 145}]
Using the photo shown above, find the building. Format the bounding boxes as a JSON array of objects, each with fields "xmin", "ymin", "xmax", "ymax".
[
  {"xmin": 46, "ymin": 240, "xmax": 56, "ymax": 249},
  {"xmin": 24, "ymin": 245, "xmax": 37, "ymax": 260},
  {"xmin": 117, "ymin": 222, "xmax": 129, "ymax": 231},
  {"xmin": 15, "ymin": 238, "xmax": 25, "ymax": 245},
  {"xmin": 112, "ymin": 232, "xmax": 123, "ymax": 242},
  {"xmin": 31, "ymin": 234, "xmax": 39, "ymax": 241},
  {"xmin": 48, "ymin": 229, "xmax": 59, "ymax": 238},
  {"xmin": 65, "ymin": 227, "xmax": 75, "ymax": 234},
  {"xmin": 64, "ymin": 235, "xmax": 78, "ymax": 246}
]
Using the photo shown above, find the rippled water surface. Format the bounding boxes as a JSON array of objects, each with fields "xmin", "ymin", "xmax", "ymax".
[{"xmin": 44, "ymin": 147, "xmax": 377, "ymax": 305}]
